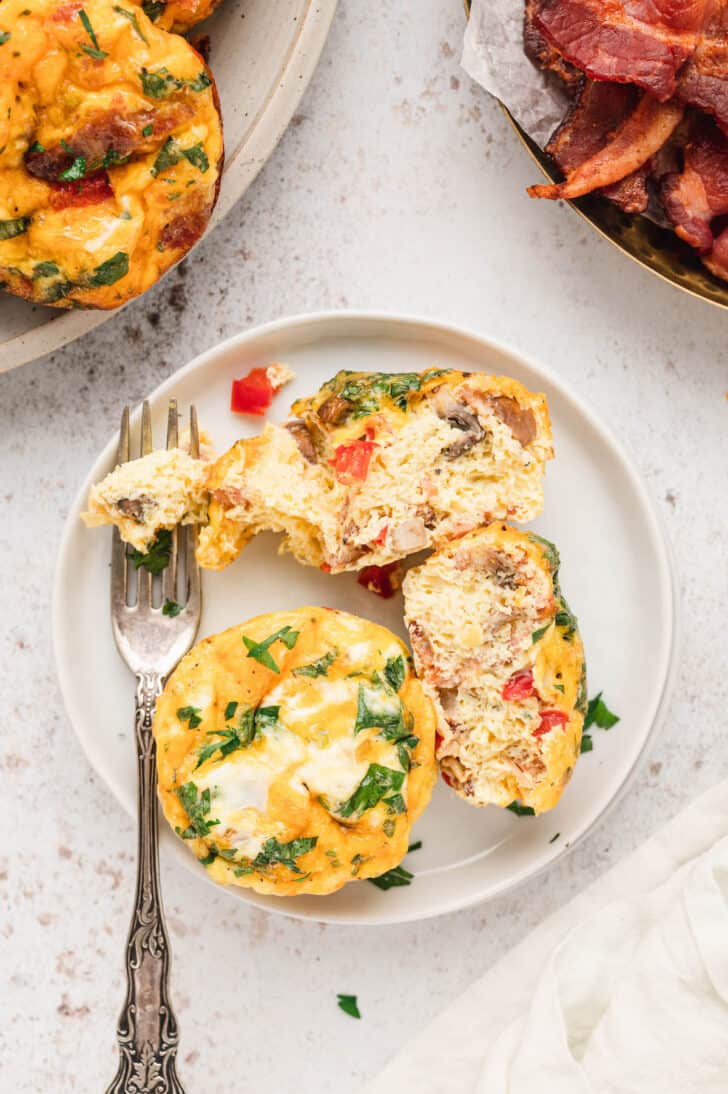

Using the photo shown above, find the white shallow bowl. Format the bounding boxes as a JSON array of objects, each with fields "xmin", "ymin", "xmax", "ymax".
[
  {"xmin": 53, "ymin": 311, "xmax": 679, "ymax": 924},
  {"xmin": 0, "ymin": 0, "xmax": 337, "ymax": 373}
]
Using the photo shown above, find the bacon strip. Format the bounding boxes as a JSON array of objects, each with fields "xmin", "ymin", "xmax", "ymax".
[
  {"xmin": 662, "ymin": 118, "xmax": 728, "ymax": 250},
  {"xmin": 530, "ymin": 94, "xmax": 684, "ymax": 200},
  {"xmin": 677, "ymin": 6, "xmax": 728, "ymax": 134},
  {"xmin": 702, "ymin": 222, "xmax": 728, "ymax": 276},
  {"xmin": 524, "ymin": 0, "xmax": 581, "ymax": 87},
  {"xmin": 535, "ymin": 0, "xmax": 712, "ymax": 102}
]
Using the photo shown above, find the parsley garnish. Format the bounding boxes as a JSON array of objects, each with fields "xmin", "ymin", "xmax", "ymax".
[
  {"xmin": 182, "ymin": 142, "xmax": 209, "ymax": 173},
  {"xmin": 128, "ymin": 529, "xmax": 171, "ymax": 574},
  {"xmin": 324, "ymin": 370, "xmax": 423, "ymax": 418},
  {"xmin": 28, "ymin": 140, "xmax": 45, "ymax": 154},
  {"xmin": 142, "ymin": 124, "xmax": 153, "ymax": 137},
  {"xmin": 407, "ymin": 840, "xmax": 422, "ymax": 853},
  {"xmin": 199, "ymin": 851, "xmax": 216, "ymax": 865},
  {"xmin": 139, "ymin": 66, "xmax": 210, "ymax": 98},
  {"xmin": 531, "ymin": 623, "xmax": 551, "ymax": 644},
  {"xmin": 0, "ymin": 217, "xmax": 30, "ymax": 241},
  {"xmin": 114, "ymin": 5, "xmax": 148, "ymax": 43},
  {"xmin": 187, "ymin": 71, "xmax": 211, "ymax": 91},
  {"xmin": 177, "ymin": 705, "xmax": 203, "ymax": 729},
  {"xmin": 506, "ymin": 801, "xmax": 535, "ymax": 817},
  {"xmin": 162, "ymin": 598, "xmax": 182, "ymax": 617},
  {"xmin": 354, "ymin": 684, "xmax": 405, "ymax": 734},
  {"xmin": 252, "ymin": 836, "xmax": 317, "ymax": 874},
  {"xmin": 549, "ymin": 833, "xmax": 560, "ymax": 844},
  {"xmin": 175, "ymin": 782, "xmax": 219, "ymax": 839},
  {"xmin": 224, "ymin": 700, "xmax": 238, "ymax": 720},
  {"xmin": 150, "ymin": 136, "xmax": 181, "ymax": 176},
  {"xmin": 584, "ymin": 692, "xmax": 619, "ymax": 731},
  {"xmin": 78, "ymin": 9, "xmax": 108, "ymax": 59},
  {"xmin": 338, "ymin": 764, "xmax": 405, "ymax": 819},
  {"xmin": 384, "ymin": 654, "xmax": 405, "ymax": 692},
  {"xmin": 32, "ymin": 261, "xmax": 60, "ymax": 279},
  {"xmin": 368, "ymin": 864, "xmax": 413, "ymax": 890},
  {"xmin": 0, "ymin": 31, "xmax": 11, "ymax": 45},
  {"xmin": 384, "ymin": 793, "xmax": 406, "ymax": 815},
  {"xmin": 142, "ymin": 0, "xmax": 165, "ymax": 19},
  {"xmin": 59, "ymin": 154, "xmax": 86, "ymax": 182},
  {"xmin": 527, "ymin": 533, "xmax": 561, "ymax": 572},
  {"xmin": 195, "ymin": 704, "xmax": 278, "ymax": 767},
  {"xmin": 87, "ymin": 250, "xmax": 129, "ymax": 287},
  {"xmin": 293, "ymin": 649, "xmax": 338, "ymax": 678},
  {"xmin": 337, "ymin": 994, "xmax": 361, "ymax": 1019},
  {"xmin": 243, "ymin": 625, "xmax": 299, "ymax": 673},
  {"xmin": 580, "ymin": 734, "xmax": 593, "ymax": 754}
]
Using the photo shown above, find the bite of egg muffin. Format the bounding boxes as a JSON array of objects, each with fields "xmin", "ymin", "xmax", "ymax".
[
  {"xmin": 197, "ymin": 367, "xmax": 553, "ymax": 572},
  {"xmin": 0, "ymin": 0, "xmax": 223, "ymax": 309},
  {"xmin": 153, "ymin": 608, "xmax": 437, "ymax": 896},
  {"xmin": 402, "ymin": 524, "xmax": 586, "ymax": 814}
]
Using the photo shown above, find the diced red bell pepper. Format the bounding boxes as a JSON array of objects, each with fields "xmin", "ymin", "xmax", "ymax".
[
  {"xmin": 329, "ymin": 440, "xmax": 377, "ymax": 484},
  {"xmin": 435, "ymin": 731, "xmax": 443, "ymax": 752},
  {"xmin": 51, "ymin": 1, "xmax": 82, "ymax": 20},
  {"xmin": 441, "ymin": 768, "xmax": 453, "ymax": 787},
  {"xmin": 49, "ymin": 171, "xmax": 113, "ymax": 210},
  {"xmin": 372, "ymin": 524, "xmax": 388, "ymax": 547},
  {"xmin": 356, "ymin": 561, "xmax": 402, "ymax": 599},
  {"xmin": 533, "ymin": 709, "xmax": 569, "ymax": 738},
  {"xmin": 502, "ymin": 668, "xmax": 536, "ymax": 702},
  {"xmin": 230, "ymin": 367, "xmax": 274, "ymax": 416}
]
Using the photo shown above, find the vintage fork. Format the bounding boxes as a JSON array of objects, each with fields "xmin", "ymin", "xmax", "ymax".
[{"xmin": 106, "ymin": 399, "xmax": 201, "ymax": 1094}]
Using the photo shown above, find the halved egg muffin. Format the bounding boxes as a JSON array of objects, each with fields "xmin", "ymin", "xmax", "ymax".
[
  {"xmin": 141, "ymin": 0, "xmax": 223, "ymax": 34},
  {"xmin": 0, "ymin": 0, "xmax": 223, "ymax": 309},
  {"xmin": 197, "ymin": 367, "xmax": 553, "ymax": 572},
  {"xmin": 402, "ymin": 524, "xmax": 586, "ymax": 814},
  {"xmin": 153, "ymin": 607, "xmax": 437, "ymax": 896}
]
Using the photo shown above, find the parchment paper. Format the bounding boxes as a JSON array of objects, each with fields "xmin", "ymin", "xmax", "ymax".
[{"xmin": 461, "ymin": 0, "xmax": 567, "ymax": 146}]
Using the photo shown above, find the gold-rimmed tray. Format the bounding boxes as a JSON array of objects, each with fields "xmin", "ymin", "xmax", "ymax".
[{"xmin": 463, "ymin": 0, "xmax": 728, "ymax": 309}]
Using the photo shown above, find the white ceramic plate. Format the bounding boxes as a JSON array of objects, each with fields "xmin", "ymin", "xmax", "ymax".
[
  {"xmin": 53, "ymin": 312, "xmax": 679, "ymax": 924},
  {"xmin": 0, "ymin": 0, "xmax": 337, "ymax": 373}
]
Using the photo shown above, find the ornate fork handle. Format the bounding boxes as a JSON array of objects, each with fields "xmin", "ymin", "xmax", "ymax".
[{"xmin": 107, "ymin": 672, "xmax": 185, "ymax": 1094}]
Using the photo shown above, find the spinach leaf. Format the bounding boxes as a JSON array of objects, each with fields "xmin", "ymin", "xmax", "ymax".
[
  {"xmin": 584, "ymin": 692, "xmax": 619, "ymax": 731},
  {"xmin": 177, "ymin": 705, "xmax": 203, "ymax": 730},
  {"xmin": 162, "ymin": 598, "xmax": 182, "ymax": 617},
  {"xmin": 127, "ymin": 529, "xmax": 171, "ymax": 574},
  {"xmin": 87, "ymin": 251, "xmax": 129, "ymax": 287},
  {"xmin": 182, "ymin": 143, "xmax": 209, "ymax": 173},
  {"xmin": 384, "ymin": 654, "xmax": 405, "ymax": 692},
  {"xmin": 293, "ymin": 649, "xmax": 338, "ymax": 678},
  {"xmin": 243, "ymin": 625, "xmax": 299, "ymax": 673},
  {"xmin": 337, "ymin": 994, "xmax": 361, "ymax": 1019},
  {"xmin": 506, "ymin": 800, "xmax": 535, "ymax": 817},
  {"xmin": 368, "ymin": 864, "xmax": 413, "ymax": 890},
  {"xmin": 175, "ymin": 782, "xmax": 219, "ymax": 839},
  {"xmin": 0, "ymin": 217, "xmax": 30, "ymax": 241},
  {"xmin": 338, "ymin": 764, "xmax": 404, "ymax": 819},
  {"xmin": 253, "ymin": 836, "xmax": 317, "ymax": 874}
]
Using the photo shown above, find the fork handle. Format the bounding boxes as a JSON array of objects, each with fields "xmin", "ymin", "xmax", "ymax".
[{"xmin": 107, "ymin": 672, "xmax": 185, "ymax": 1094}]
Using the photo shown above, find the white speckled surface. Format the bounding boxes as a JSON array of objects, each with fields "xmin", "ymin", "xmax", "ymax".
[{"xmin": 2, "ymin": 2, "xmax": 728, "ymax": 1091}]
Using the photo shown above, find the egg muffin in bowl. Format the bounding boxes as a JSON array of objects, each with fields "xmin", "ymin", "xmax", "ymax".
[
  {"xmin": 0, "ymin": 0, "xmax": 223, "ymax": 309},
  {"xmin": 153, "ymin": 607, "xmax": 437, "ymax": 896}
]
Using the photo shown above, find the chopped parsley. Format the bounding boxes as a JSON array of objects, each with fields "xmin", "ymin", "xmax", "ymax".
[
  {"xmin": 175, "ymin": 782, "xmax": 219, "ymax": 839},
  {"xmin": 59, "ymin": 152, "xmax": 86, "ymax": 181},
  {"xmin": 142, "ymin": 124, "xmax": 153, "ymax": 137},
  {"xmin": 114, "ymin": 4, "xmax": 148, "ymax": 43},
  {"xmin": 78, "ymin": 9, "xmax": 108, "ymax": 59},
  {"xmin": 142, "ymin": 0, "xmax": 165, "ymax": 19},
  {"xmin": 527, "ymin": 532, "xmax": 561, "ymax": 573},
  {"xmin": 139, "ymin": 66, "xmax": 210, "ymax": 98},
  {"xmin": 293, "ymin": 649, "xmax": 338, "ymax": 678},
  {"xmin": 506, "ymin": 801, "xmax": 535, "ymax": 817},
  {"xmin": 162, "ymin": 598, "xmax": 182, "ymax": 617},
  {"xmin": 199, "ymin": 851, "xmax": 216, "ymax": 866},
  {"xmin": 337, "ymin": 994, "xmax": 361, "ymax": 1019},
  {"xmin": 353, "ymin": 684, "xmax": 418, "ymax": 771},
  {"xmin": 195, "ymin": 704, "xmax": 279, "ymax": 767},
  {"xmin": 252, "ymin": 836, "xmax": 317, "ymax": 874},
  {"xmin": 28, "ymin": 141, "xmax": 45, "ymax": 154},
  {"xmin": 87, "ymin": 250, "xmax": 129, "ymax": 287},
  {"xmin": 32, "ymin": 261, "xmax": 60, "ymax": 279},
  {"xmin": 407, "ymin": 840, "xmax": 422, "ymax": 853},
  {"xmin": 187, "ymin": 71, "xmax": 211, "ymax": 91},
  {"xmin": 368, "ymin": 864, "xmax": 413, "ymax": 890},
  {"xmin": 384, "ymin": 654, "xmax": 406, "ymax": 692},
  {"xmin": 243, "ymin": 625, "xmax": 299, "ymax": 673},
  {"xmin": 224, "ymin": 700, "xmax": 238, "ymax": 720},
  {"xmin": 580, "ymin": 692, "xmax": 619, "ymax": 754},
  {"xmin": 151, "ymin": 137, "xmax": 210, "ymax": 176},
  {"xmin": 0, "ymin": 217, "xmax": 30, "ymax": 241},
  {"xmin": 127, "ymin": 529, "xmax": 171, "ymax": 574},
  {"xmin": 321, "ymin": 370, "xmax": 425, "ymax": 418},
  {"xmin": 549, "ymin": 833, "xmax": 560, "ymax": 844},
  {"xmin": 384, "ymin": 793, "xmax": 406, "ymax": 815},
  {"xmin": 584, "ymin": 692, "xmax": 620, "ymax": 731},
  {"xmin": 338, "ymin": 764, "xmax": 405, "ymax": 819},
  {"xmin": 0, "ymin": 31, "xmax": 11, "ymax": 45},
  {"xmin": 177, "ymin": 705, "xmax": 203, "ymax": 730},
  {"xmin": 182, "ymin": 142, "xmax": 209, "ymax": 173}
]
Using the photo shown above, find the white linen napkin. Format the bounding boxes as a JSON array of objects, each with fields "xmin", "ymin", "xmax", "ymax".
[{"xmin": 363, "ymin": 781, "xmax": 728, "ymax": 1094}]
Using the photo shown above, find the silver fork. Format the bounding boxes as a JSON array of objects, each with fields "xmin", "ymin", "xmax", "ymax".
[{"xmin": 106, "ymin": 399, "xmax": 201, "ymax": 1094}]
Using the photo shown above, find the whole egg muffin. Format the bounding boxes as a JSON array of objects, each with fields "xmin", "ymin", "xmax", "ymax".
[
  {"xmin": 154, "ymin": 608, "xmax": 437, "ymax": 896},
  {"xmin": 197, "ymin": 368, "xmax": 553, "ymax": 572},
  {"xmin": 0, "ymin": 0, "xmax": 223, "ymax": 309},
  {"xmin": 402, "ymin": 524, "xmax": 586, "ymax": 814}
]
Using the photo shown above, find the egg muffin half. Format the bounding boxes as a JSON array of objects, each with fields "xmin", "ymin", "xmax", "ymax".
[
  {"xmin": 0, "ymin": 0, "xmax": 223, "ymax": 309},
  {"xmin": 154, "ymin": 608, "xmax": 437, "ymax": 896},
  {"xmin": 197, "ymin": 368, "xmax": 553, "ymax": 572},
  {"xmin": 402, "ymin": 525, "xmax": 586, "ymax": 814}
]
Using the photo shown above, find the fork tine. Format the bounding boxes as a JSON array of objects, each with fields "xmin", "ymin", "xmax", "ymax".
[
  {"xmin": 136, "ymin": 401, "xmax": 154, "ymax": 609},
  {"xmin": 185, "ymin": 405, "xmax": 202, "ymax": 615},
  {"xmin": 163, "ymin": 400, "xmax": 179, "ymax": 606},
  {"xmin": 111, "ymin": 407, "xmax": 131, "ymax": 606}
]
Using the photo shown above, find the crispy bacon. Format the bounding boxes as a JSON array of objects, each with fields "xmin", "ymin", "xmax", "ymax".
[
  {"xmin": 524, "ymin": 0, "xmax": 582, "ymax": 87},
  {"xmin": 530, "ymin": 94, "xmax": 684, "ymax": 201},
  {"xmin": 662, "ymin": 118, "xmax": 728, "ymax": 250},
  {"xmin": 535, "ymin": 0, "xmax": 712, "ymax": 102},
  {"xmin": 677, "ymin": 7, "xmax": 728, "ymax": 133},
  {"xmin": 702, "ymin": 221, "xmax": 728, "ymax": 276}
]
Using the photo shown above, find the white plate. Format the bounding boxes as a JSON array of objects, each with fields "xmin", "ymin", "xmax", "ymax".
[
  {"xmin": 53, "ymin": 311, "xmax": 679, "ymax": 924},
  {"xmin": 0, "ymin": 0, "xmax": 337, "ymax": 373}
]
